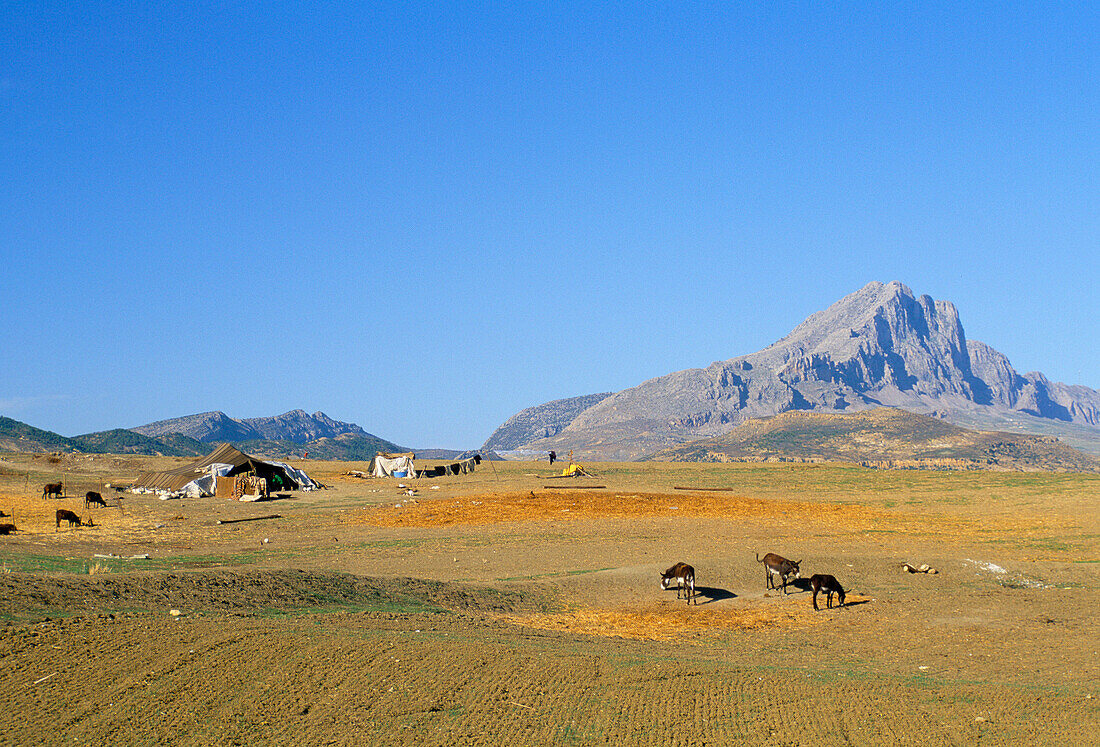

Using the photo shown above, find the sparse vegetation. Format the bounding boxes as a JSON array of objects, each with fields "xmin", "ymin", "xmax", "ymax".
[
  {"xmin": 0, "ymin": 452, "xmax": 1095, "ymax": 745},
  {"xmin": 651, "ymin": 408, "xmax": 1100, "ymax": 472}
]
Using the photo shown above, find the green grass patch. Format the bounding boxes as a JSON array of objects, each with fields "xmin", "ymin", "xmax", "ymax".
[
  {"xmin": 1022, "ymin": 538, "xmax": 1074, "ymax": 553},
  {"xmin": 0, "ymin": 548, "xmax": 290, "ymax": 574},
  {"xmin": 0, "ymin": 552, "xmax": 93, "ymax": 574}
]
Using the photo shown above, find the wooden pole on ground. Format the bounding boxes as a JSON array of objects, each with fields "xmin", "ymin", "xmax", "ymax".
[{"xmin": 216, "ymin": 514, "xmax": 282, "ymax": 525}]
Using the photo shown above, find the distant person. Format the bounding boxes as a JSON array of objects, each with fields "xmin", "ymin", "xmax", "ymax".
[{"xmin": 548, "ymin": 450, "xmax": 556, "ymax": 465}]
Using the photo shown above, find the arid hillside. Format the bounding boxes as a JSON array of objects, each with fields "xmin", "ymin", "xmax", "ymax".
[{"xmin": 651, "ymin": 408, "xmax": 1100, "ymax": 472}]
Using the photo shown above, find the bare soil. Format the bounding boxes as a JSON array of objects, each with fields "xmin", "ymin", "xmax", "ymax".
[{"xmin": 0, "ymin": 454, "xmax": 1097, "ymax": 745}]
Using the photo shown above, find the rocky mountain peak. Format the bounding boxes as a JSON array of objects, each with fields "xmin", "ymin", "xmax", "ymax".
[
  {"xmin": 239, "ymin": 410, "xmax": 367, "ymax": 443},
  {"xmin": 489, "ymin": 281, "xmax": 1100, "ymax": 460},
  {"xmin": 132, "ymin": 409, "xmax": 367, "ymax": 444},
  {"xmin": 131, "ymin": 411, "xmax": 257, "ymax": 442},
  {"xmin": 770, "ymin": 280, "xmax": 975, "ymax": 400}
]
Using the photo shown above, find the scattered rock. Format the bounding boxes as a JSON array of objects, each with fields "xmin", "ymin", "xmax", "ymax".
[{"xmin": 903, "ymin": 563, "xmax": 937, "ymax": 574}]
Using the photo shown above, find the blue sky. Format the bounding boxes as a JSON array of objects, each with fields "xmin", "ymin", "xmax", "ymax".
[{"xmin": 2, "ymin": 2, "xmax": 1098, "ymax": 448}]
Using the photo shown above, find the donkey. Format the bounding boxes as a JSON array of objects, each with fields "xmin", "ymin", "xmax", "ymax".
[
  {"xmin": 756, "ymin": 552, "xmax": 801, "ymax": 594},
  {"xmin": 810, "ymin": 574, "xmax": 846, "ymax": 610},
  {"xmin": 42, "ymin": 482, "xmax": 63, "ymax": 500},
  {"xmin": 84, "ymin": 491, "xmax": 107, "ymax": 510},
  {"xmin": 55, "ymin": 509, "xmax": 82, "ymax": 530},
  {"xmin": 660, "ymin": 562, "xmax": 697, "ymax": 605}
]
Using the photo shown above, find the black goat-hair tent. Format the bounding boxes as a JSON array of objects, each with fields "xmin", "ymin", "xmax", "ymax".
[{"xmin": 133, "ymin": 443, "xmax": 310, "ymax": 491}]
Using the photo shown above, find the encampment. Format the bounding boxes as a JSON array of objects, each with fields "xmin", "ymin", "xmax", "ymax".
[
  {"xmin": 132, "ymin": 443, "xmax": 317, "ymax": 497},
  {"xmin": 369, "ymin": 452, "xmax": 417, "ymax": 478}
]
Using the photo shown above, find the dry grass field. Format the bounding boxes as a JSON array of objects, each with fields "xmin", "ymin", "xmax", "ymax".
[{"xmin": 0, "ymin": 452, "xmax": 1097, "ymax": 745}]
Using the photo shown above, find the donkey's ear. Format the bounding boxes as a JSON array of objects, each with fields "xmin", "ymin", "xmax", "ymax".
[{"xmin": 796, "ymin": 559, "xmax": 803, "ymax": 565}]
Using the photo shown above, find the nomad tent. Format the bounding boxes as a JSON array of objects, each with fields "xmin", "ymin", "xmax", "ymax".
[
  {"xmin": 133, "ymin": 443, "xmax": 317, "ymax": 496},
  {"xmin": 369, "ymin": 452, "xmax": 417, "ymax": 478}
]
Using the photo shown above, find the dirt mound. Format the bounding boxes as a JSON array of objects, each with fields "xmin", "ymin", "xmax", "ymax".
[{"xmin": 0, "ymin": 570, "xmax": 536, "ymax": 618}]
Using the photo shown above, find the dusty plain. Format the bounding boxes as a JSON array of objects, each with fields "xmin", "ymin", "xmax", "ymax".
[{"xmin": 0, "ymin": 452, "xmax": 1097, "ymax": 745}]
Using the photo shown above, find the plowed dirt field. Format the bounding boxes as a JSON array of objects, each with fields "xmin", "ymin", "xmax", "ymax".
[{"xmin": 0, "ymin": 454, "xmax": 1096, "ymax": 745}]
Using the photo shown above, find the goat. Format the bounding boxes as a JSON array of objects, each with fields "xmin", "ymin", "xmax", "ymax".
[
  {"xmin": 810, "ymin": 574, "xmax": 846, "ymax": 610},
  {"xmin": 42, "ymin": 482, "xmax": 63, "ymax": 500},
  {"xmin": 0, "ymin": 524, "xmax": 16, "ymax": 535},
  {"xmin": 660, "ymin": 562, "xmax": 697, "ymax": 605},
  {"xmin": 56, "ymin": 509, "xmax": 82, "ymax": 530},
  {"xmin": 756, "ymin": 552, "xmax": 801, "ymax": 594},
  {"xmin": 84, "ymin": 491, "xmax": 107, "ymax": 509}
]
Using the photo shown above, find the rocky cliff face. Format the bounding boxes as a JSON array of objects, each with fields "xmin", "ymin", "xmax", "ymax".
[
  {"xmin": 132, "ymin": 410, "xmax": 367, "ymax": 444},
  {"xmin": 482, "ymin": 393, "xmax": 613, "ymax": 452},
  {"xmin": 496, "ymin": 281, "xmax": 1100, "ymax": 459},
  {"xmin": 966, "ymin": 341, "xmax": 1100, "ymax": 424}
]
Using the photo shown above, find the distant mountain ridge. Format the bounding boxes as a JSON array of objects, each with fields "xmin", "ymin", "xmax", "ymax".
[
  {"xmin": 0, "ymin": 416, "xmax": 207, "ymax": 457},
  {"xmin": 131, "ymin": 409, "xmax": 369, "ymax": 444},
  {"xmin": 491, "ymin": 281, "xmax": 1100, "ymax": 460},
  {"xmin": 0, "ymin": 416, "xmax": 87, "ymax": 454},
  {"xmin": 1, "ymin": 409, "xmax": 413, "ymax": 461}
]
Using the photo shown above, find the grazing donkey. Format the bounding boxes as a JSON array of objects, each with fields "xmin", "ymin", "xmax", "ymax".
[
  {"xmin": 84, "ymin": 491, "xmax": 107, "ymax": 509},
  {"xmin": 756, "ymin": 552, "xmax": 801, "ymax": 594},
  {"xmin": 809, "ymin": 574, "xmax": 846, "ymax": 610},
  {"xmin": 660, "ymin": 562, "xmax": 697, "ymax": 605},
  {"xmin": 55, "ymin": 509, "xmax": 82, "ymax": 530}
]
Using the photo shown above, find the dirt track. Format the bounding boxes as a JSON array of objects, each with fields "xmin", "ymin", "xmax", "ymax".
[{"xmin": 0, "ymin": 455, "xmax": 1097, "ymax": 745}]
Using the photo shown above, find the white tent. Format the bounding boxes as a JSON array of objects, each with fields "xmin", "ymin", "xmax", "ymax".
[{"xmin": 370, "ymin": 453, "xmax": 417, "ymax": 478}]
